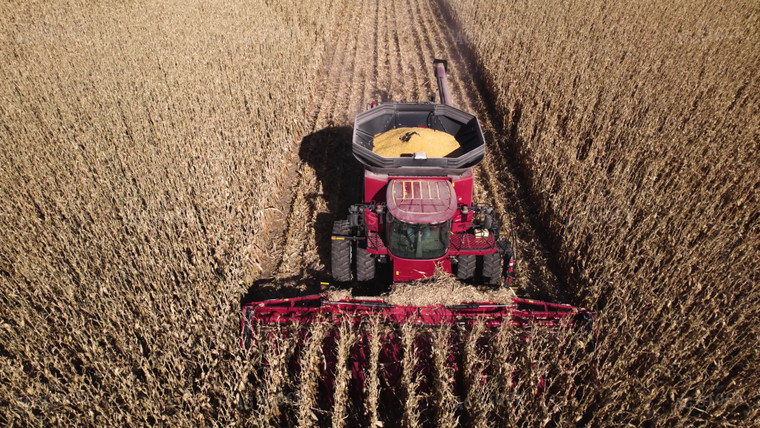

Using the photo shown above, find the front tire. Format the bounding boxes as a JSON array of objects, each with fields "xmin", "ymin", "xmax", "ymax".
[
  {"xmin": 356, "ymin": 246, "xmax": 376, "ymax": 282},
  {"xmin": 482, "ymin": 251, "xmax": 501, "ymax": 285},
  {"xmin": 331, "ymin": 220, "xmax": 352, "ymax": 282},
  {"xmin": 457, "ymin": 255, "xmax": 476, "ymax": 280}
]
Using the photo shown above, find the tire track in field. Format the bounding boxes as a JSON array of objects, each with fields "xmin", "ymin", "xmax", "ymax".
[
  {"xmin": 387, "ymin": 0, "xmax": 406, "ymax": 101},
  {"xmin": 251, "ymin": 3, "xmax": 352, "ymax": 278},
  {"xmin": 374, "ymin": 0, "xmax": 392, "ymax": 103},
  {"xmin": 401, "ymin": 0, "xmax": 433, "ymax": 102},
  {"xmin": 271, "ymin": 1, "xmax": 360, "ymax": 277},
  {"xmin": 307, "ymin": 0, "xmax": 380, "ymax": 272},
  {"xmin": 275, "ymin": 0, "xmax": 379, "ymax": 277},
  {"xmin": 369, "ymin": 5, "xmax": 381, "ymax": 100},
  {"xmin": 393, "ymin": 0, "xmax": 423, "ymax": 102}
]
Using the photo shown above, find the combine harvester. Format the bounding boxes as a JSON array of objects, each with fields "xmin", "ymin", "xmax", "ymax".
[{"xmin": 241, "ymin": 60, "xmax": 592, "ymax": 409}]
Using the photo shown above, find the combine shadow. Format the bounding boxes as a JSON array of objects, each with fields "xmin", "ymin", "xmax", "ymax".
[
  {"xmin": 299, "ymin": 125, "xmax": 359, "ymax": 237},
  {"xmin": 299, "ymin": 126, "xmax": 392, "ymax": 295},
  {"xmin": 241, "ymin": 126, "xmax": 392, "ymax": 308}
]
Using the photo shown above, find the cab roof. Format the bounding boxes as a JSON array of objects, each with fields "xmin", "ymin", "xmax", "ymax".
[{"xmin": 386, "ymin": 179, "xmax": 457, "ymax": 224}]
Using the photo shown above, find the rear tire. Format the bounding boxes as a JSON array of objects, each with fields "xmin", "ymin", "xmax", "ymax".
[
  {"xmin": 356, "ymin": 246, "xmax": 376, "ymax": 282},
  {"xmin": 456, "ymin": 255, "xmax": 476, "ymax": 280},
  {"xmin": 482, "ymin": 251, "xmax": 501, "ymax": 285},
  {"xmin": 331, "ymin": 220, "xmax": 352, "ymax": 282}
]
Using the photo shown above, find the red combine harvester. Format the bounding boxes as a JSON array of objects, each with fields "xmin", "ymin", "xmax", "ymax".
[
  {"xmin": 331, "ymin": 59, "xmax": 511, "ymax": 284},
  {"xmin": 241, "ymin": 62, "xmax": 592, "ymax": 401}
]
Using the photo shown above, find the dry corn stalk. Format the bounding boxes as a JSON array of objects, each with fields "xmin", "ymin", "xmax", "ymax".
[
  {"xmin": 252, "ymin": 325, "xmax": 297, "ymax": 426},
  {"xmin": 296, "ymin": 321, "xmax": 329, "ymax": 427},
  {"xmin": 463, "ymin": 322, "xmax": 490, "ymax": 427},
  {"xmin": 401, "ymin": 322, "xmax": 422, "ymax": 428},
  {"xmin": 364, "ymin": 318, "xmax": 383, "ymax": 427},
  {"xmin": 331, "ymin": 321, "xmax": 357, "ymax": 428},
  {"xmin": 432, "ymin": 326, "xmax": 459, "ymax": 428}
]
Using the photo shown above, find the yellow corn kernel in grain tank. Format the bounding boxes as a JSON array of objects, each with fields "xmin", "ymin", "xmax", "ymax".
[{"xmin": 372, "ymin": 127, "xmax": 461, "ymax": 158}]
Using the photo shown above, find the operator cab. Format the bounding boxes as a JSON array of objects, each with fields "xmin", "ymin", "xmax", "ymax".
[
  {"xmin": 385, "ymin": 178, "xmax": 457, "ymax": 264},
  {"xmin": 388, "ymin": 217, "xmax": 451, "ymax": 259}
]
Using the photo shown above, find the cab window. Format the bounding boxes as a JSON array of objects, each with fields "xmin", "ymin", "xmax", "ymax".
[{"xmin": 388, "ymin": 217, "xmax": 450, "ymax": 259}]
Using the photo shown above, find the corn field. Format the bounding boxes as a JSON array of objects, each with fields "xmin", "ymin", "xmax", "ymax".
[
  {"xmin": 445, "ymin": 0, "xmax": 760, "ymax": 425},
  {"xmin": 1, "ymin": 0, "xmax": 758, "ymax": 425}
]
